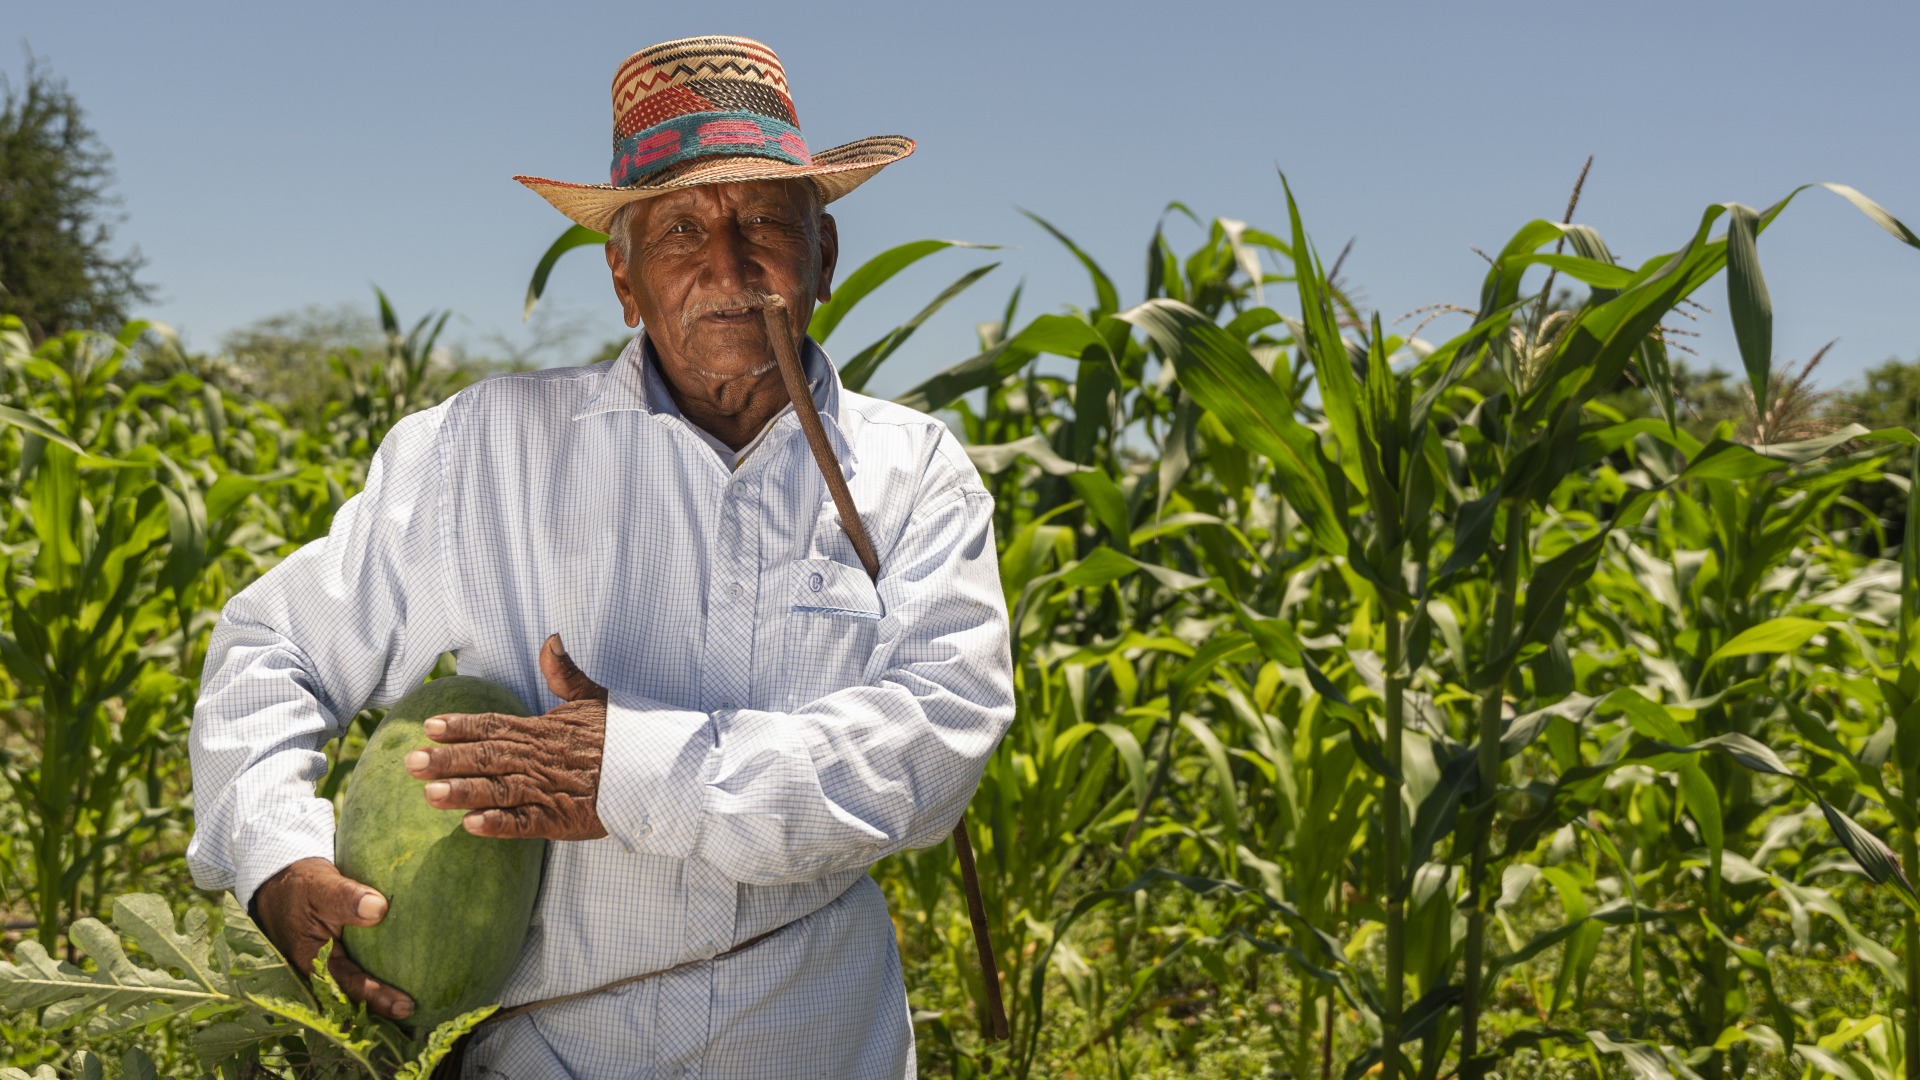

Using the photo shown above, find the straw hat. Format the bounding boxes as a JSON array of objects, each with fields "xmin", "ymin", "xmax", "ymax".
[{"xmin": 515, "ymin": 36, "xmax": 914, "ymax": 235}]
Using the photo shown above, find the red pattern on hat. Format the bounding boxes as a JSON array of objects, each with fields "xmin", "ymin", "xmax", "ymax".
[{"xmin": 617, "ymin": 84, "xmax": 717, "ymax": 139}]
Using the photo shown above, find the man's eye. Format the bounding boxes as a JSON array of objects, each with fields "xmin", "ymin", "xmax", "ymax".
[{"xmin": 667, "ymin": 222, "xmax": 696, "ymax": 234}]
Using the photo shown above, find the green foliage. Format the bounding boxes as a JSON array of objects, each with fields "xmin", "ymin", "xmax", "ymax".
[
  {"xmin": 0, "ymin": 893, "xmax": 496, "ymax": 1077},
  {"xmin": 0, "ymin": 52, "xmax": 153, "ymax": 342},
  {"xmin": 864, "ymin": 177, "xmax": 1920, "ymax": 1080},
  {"xmin": 0, "ymin": 294, "xmax": 472, "ymax": 959},
  {"xmin": 1, "ymin": 1048, "xmax": 166, "ymax": 1080},
  {"xmin": 4, "ymin": 173, "xmax": 1920, "ymax": 1078},
  {"xmin": 0, "ymin": 322, "xmax": 196, "ymax": 951},
  {"xmin": 188, "ymin": 291, "xmax": 553, "ymax": 451},
  {"xmin": 1850, "ymin": 356, "xmax": 1920, "ymax": 437},
  {"xmin": 213, "ymin": 303, "xmax": 386, "ymax": 431}
]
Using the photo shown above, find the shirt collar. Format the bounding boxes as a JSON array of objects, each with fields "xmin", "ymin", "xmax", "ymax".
[{"xmin": 571, "ymin": 330, "xmax": 855, "ymax": 467}]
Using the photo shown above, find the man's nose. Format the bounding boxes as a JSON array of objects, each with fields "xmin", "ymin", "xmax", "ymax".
[{"xmin": 702, "ymin": 222, "xmax": 756, "ymax": 291}]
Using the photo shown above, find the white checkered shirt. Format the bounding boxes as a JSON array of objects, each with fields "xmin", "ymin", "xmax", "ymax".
[{"xmin": 186, "ymin": 334, "xmax": 1016, "ymax": 1079}]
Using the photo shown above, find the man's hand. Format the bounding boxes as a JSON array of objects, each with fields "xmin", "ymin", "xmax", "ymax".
[
  {"xmin": 252, "ymin": 857, "xmax": 414, "ymax": 1021},
  {"xmin": 405, "ymin": 634, "xmax": 611, "ymax": 841}
]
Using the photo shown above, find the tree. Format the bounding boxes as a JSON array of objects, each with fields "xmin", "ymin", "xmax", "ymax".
[
  {"xmin": 215, "ymin": 302, "xmax": 386, "ymax": 425},
  {"xmin": 208, "ymin": 296, "xmax": 595, "ymax": 431},
  {"xmin": 1847, "ymin": 355, "xmax": 1920, "ymax": 432},
  {"xmin": 1841, "ymin": 355, "xmax": 1920, "ymax": 552},
  {"xmin": 0, "ymin": 51, "xmax": 152, "ymax": 341}
]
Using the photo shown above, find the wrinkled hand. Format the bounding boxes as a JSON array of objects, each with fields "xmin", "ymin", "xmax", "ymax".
[
  {"xmin": 252, "ymin": 856, "xmax": 414, "ymax": 1021},
  {"xmin": 406, "ymin": 634, "xmax": 610, "ymax": 841}
]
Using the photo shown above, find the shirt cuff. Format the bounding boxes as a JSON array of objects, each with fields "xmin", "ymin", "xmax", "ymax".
[
  {"xmin": 598, "ymin": 692, "xmax": 715, "ymax": 859},
  {"xmin": 233, "ymin": 797, "xmax": 337, "ymax": 911}
]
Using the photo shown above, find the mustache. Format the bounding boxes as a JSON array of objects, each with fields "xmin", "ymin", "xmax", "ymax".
[{"xmin": 681, "ymin": 291, "xmax": 776, "ymax": 331}]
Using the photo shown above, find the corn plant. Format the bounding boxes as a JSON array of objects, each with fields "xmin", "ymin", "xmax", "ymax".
[
  {"xmin": 0, "ymin": 294, "xmax": 471, "ymax": 951},
  {"xmin": 894, "ymin": 175, "xmax": 1920, "ymax": 1077},
  {"xmin": 1884, "ymin": 432, "xmax": 1920, "ymax": 1079},
  {"xmin": 319, "ymin": 289, "xmax": 465, "ymax": 459},
  {"xmin": 0, "ymin": 324, "xmax": 199, "ymax": 950}
]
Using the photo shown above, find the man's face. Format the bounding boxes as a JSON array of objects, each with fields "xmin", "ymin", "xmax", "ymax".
[{"xmin": 607, "ymin": 178, "xmax": 838, "ymax": 382}]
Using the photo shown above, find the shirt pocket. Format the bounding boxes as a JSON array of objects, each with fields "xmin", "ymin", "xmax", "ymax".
[{"xmin": 783, "ymin": 558, "xmax": 884, "ymax": 709}]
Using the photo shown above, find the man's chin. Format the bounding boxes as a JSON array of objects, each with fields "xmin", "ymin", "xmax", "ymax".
[
  {"xmin": 673, "ymin": 331, "xmax": 784, "ymax": 380},
  {"xmin": 673, "ymin": 349, "xmax": 778, "ymax": 382},
  {"xmin": 705, "ymin": 359, "xmax": 778, "ymax": 380}
]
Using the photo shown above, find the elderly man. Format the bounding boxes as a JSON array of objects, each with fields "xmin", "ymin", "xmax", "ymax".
[{"xmin": 186, "ymin": 36, "xmax": 1015, "ymax": 1079}]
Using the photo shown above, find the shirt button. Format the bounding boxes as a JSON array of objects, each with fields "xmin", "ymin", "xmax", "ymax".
[
  {"xmin": 726, "ymin": 581, "xmax": 744, "ymax": 599},
  {"xmin": 809, "ymin": 572, "xmax": 824, "ymax": 593},
  {"xmin": 719, "ymin": 701, "xmax": 737, "ymax": 711}
]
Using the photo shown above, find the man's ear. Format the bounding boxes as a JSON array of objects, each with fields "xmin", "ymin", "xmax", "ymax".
[
  {"xmin": 815, "ymin": 212, "xmax": 839, "ymax": 305},
  {"xmin": 606, "ymin": 242, "xmax": 641, "ymax": 328}
]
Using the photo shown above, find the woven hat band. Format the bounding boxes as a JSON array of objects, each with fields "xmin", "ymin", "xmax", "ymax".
[{"xmin": 611, "ymin": 110, "xmax": 812, "ymax": 188}]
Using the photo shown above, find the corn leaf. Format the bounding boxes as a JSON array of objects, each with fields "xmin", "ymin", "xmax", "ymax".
[
  {"xmin": 1725, "ymin": 203, "xmax": 1774, "ymax": 418},
  {"xmin": 1021, "ymin": 210, "xmax": 1119, "ymax": 316},
  {"xmin": 1706, "ymin": 617, "xmax": 1830, "ymax": 666},
  {"xmin": 964, "ymin": 434, "xmax": 1086, "ymax": 477},
  {"xmin": 837, "ymin": 262, "xmax": 999, "ymax": 391},
  {"xmin": 520, "ymin": 225, "xmax": 605, "ymax": 320},
  {"xmin": 1127, "ymin": 297, "xmax": 1348, "ymax": 555}
]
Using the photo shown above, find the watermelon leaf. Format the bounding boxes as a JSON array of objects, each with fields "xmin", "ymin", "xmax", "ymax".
[{"xmin": 395, "ymin": 1004, "xmax": 500, "ymax": 1080}]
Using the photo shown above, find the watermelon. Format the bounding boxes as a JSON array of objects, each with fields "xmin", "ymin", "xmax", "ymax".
[{"xmin": 336, "ymin": 675, "xmax": 547, "ymax": 1033}]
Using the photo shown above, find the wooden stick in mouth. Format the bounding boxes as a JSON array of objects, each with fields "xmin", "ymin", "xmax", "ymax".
[
  {"xmin": 759, "ymin": 296, "xmax": 880, "ymax": 583},
  {"xmin": 759, "ymin": 295, "xmax": 1012, "ymax": 1041}
]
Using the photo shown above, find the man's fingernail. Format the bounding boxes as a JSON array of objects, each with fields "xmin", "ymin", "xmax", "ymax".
[
  {"xmin": 405, "ymin": 750, "xmax": 430, "ymax": 772},
  {"xmin": 425, "ymin": 781, "xmax": 450, "ymax": 802},
  {"xmin": 357, "ymin": 893, "xmax": 387, "ymax": 921},
  {"xmin": 423, "ymin": 718, "xmax": 446, "ymax": 737},
  {"xmin": 463, "ymin": 812, "xmax": 487, "ymax": 834},
  {"xmin": 393, "ymin": 998, "xmax": 414, "ymax": 1019},
  {"xmin": 547, "ymin": 636, "xmax": 563, "ymax": 655}
]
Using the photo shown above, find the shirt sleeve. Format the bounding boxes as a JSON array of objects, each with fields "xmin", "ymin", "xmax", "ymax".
[
  {"xmin": 186, "ymin": 405, "xmax": 464, "ymax": 908},
  {"xmin": 595, "ymin": 476, "xmax": 1014, "ymax": 887}
]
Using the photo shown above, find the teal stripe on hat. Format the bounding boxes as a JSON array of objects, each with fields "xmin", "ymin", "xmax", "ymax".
[{"xmin": 610, "ymin": 110, "xmax": 812, "ymax": 188}]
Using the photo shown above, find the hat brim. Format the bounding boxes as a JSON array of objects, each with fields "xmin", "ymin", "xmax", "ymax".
[{"xmin": 515, "ymin": 135, "xmax": 913, "ymax": 234}]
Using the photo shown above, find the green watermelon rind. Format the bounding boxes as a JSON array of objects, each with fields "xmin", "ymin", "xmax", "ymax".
[{"xmin": 336, "ymin": 675, "xmax": 547, "ymax": 1034}]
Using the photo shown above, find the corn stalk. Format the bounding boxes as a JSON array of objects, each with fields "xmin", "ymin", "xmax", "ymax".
[{"xmin": 1897, "ymin": 438, "xmax": 1920, "ymax": 1078}]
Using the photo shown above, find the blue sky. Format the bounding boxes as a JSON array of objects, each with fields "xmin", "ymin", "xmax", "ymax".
[{"xmin": 11, "ymin": 0, "xmax": 1920, "ymax": 400}]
